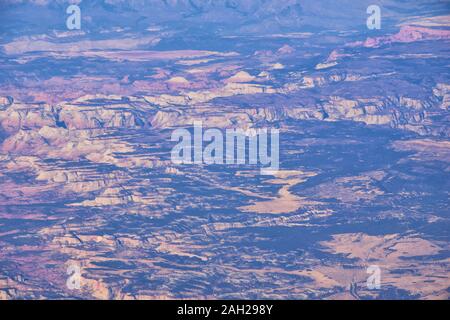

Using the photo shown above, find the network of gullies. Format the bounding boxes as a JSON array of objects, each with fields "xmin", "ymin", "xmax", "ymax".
[{"xmin": 0, "ymin": 0, "xmax": 449, "ymax": 299}]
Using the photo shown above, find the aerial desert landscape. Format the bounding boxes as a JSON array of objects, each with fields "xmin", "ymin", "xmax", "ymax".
[{"xmin": 0, "ymin": 0, "xmax": 449, "ymax": 299}]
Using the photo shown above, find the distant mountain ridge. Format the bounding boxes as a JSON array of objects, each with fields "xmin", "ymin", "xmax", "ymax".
[{"xmin": 1, "ymin": 0, "xmax": 449, "ymax": 38}]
